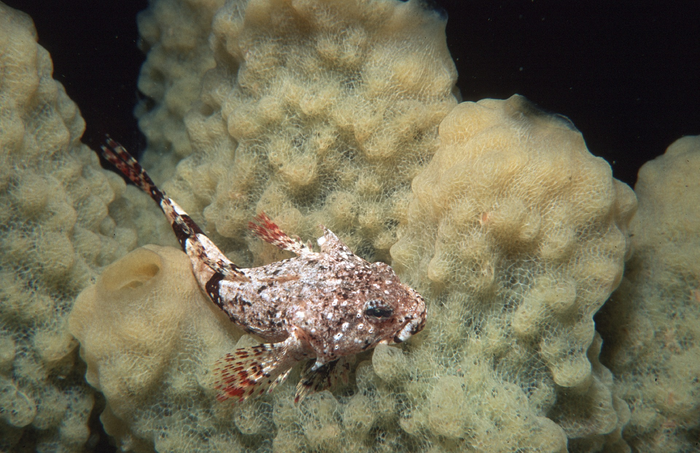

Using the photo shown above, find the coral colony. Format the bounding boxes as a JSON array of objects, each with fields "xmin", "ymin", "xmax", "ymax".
[{"xmin": 1, "ymin": 1, "xmax": 698, "ymax": 452}]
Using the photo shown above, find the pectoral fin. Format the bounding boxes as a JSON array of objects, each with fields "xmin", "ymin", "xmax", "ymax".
[
  {"xmin": 294, "ymin": 357, "xmax": 352, "ymax": 404},
  {"xmin": 214, "ymin": 341, "xmax": 295, "ymax": 403}
]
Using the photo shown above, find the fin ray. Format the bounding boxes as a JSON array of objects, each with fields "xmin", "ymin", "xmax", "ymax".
[
  {"xmin": 249, "ymin": 213, "xmax": 311, "ymax": 255},
  {"xmin": 294, "ymin": 357, "xmax": 352, "ymax": 404},
  {"xmin": 214, "ymin": 342, "xmax": 295, "ymax": 403}
]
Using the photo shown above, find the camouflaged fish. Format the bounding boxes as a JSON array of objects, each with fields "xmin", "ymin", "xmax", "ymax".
[{"xmin": 100, "ymin": 138, "xmax": 426, "ymax": 403}]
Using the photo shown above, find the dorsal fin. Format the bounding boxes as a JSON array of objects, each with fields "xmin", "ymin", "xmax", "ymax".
[{"xmin": 248, "ymin": 213, "xmax": 312, "ymax": 256}]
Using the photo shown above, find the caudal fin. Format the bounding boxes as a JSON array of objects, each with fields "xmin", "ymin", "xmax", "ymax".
[{"xmin": 101, "ymin": 137, "xmax": 165, "ymax": 204}]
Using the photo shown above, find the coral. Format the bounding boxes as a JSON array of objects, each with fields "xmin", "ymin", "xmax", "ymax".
[
  {"xmin": 7, "ymin": 0, "xmax": 696, "ymax": 451},
  {"xmin": 388, "ymin": 95, "xmax": 636, "ymax": 451},
  {"xmin": 144, "ymin": 0, "xmax": 458, "ymax": 266},
  {"xmin": 68, "ymin": 245, "xmax": 246, "ymax": 453},
  {"xmin": 597, "ymin": 135, "xmax": 700, "ymax": 453},
  {"xmin": 135, "ymin": 0, "xmax": 227, "ymax": 182},
  {"xmin": 71, "ymin": 96, "xmax": 637, "ymax": 452},
  {"xmin": 0, "ymin": 4, "xmax": 141, "ymax": 451}
]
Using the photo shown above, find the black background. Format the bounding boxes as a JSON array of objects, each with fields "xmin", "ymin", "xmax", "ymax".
[{"xmin": 5, "ymin": 0, "xmax": 700, "ymax": 188}]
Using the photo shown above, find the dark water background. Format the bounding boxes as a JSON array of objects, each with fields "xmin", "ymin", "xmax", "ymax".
[{"xmin": 4, "ymin": 0, "xmax": 700, "ymax": 188}]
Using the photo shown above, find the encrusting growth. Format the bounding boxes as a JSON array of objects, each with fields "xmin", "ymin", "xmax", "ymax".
[{"xmin": 99, "ymin": 138, "xmax": 427, "ymax": 403}]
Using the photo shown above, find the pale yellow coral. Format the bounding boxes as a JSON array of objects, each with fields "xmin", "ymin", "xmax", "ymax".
[
  {"xmin": 70, "ymin": 0, "xmax": 648, "ymax": 449},
  {"xmin": 390, "ymin": 95, "xmax": 636, "ymax": 450},
  {"xmin": 50, "ymin": 0, "xmax": 657, "ymax": 451},
  {"xmin": 0, "ymin": 4, "xmax": 138, "ymax": 451},
  {"xmin": 150, "ymin": 0, "xmax": 458, "ymax": 265},
  {"xmin": 598, "ymin": 136, "xmax": 700, "ymax": 453},
  {"xmin": 135, "ymin": 0, "xmax": 227, "ymax": 180},
  {"xmin": 69, "ymin": 245, "xmax": 245, "ymax": 452}
]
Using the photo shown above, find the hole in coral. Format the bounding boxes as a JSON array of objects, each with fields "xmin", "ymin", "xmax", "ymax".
[{"xmin": 121, "ymin": 262, "xmax": 161, "ymax": 289}]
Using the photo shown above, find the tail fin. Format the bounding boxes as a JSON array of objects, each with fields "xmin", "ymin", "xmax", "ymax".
[
  {"xmin": 99, "ymin": 138, "xmax": 240, "ymax": 277},
  {"xmin": 101, "ymin": 137, "xmax": 165, "ymax": 205}
]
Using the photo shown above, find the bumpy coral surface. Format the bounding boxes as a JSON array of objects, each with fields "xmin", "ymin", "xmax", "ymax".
[
  {"xmin": 597, "ymin": 136, "xmax": 700, "ymax": 453},
  {"xmin": 135, "ymin": 0, "xmax": 227, "ymax": 181},
  {"xmin": 0, "ymin": 4, "xmax": 138, "ymax": 451},
  {"xmin": 70, "ymin": 0, "xmax": 642, "ymax": 451},
  {"xmin": 71, "ymin": 97, "xmax": 638, "ymax": 452},
  {"xmin": 145, "ymin": 0, "xmax": 458, "ymax": 266},
  {"xmin": 69, "ymin": 246, "xmax": 245, "ymax": 453},
  {"xmin": 390, "ymin": 96, "xmax": 636, "ymax": 451}
]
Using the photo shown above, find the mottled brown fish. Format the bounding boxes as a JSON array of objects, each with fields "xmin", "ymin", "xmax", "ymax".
[{"xmin": 100, "ymin": 138, "xmax": 426, "ymax": 403}]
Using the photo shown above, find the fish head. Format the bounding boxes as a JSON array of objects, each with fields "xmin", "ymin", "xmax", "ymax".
[
  {"xmin": 360, "ymin": 260, "xmax": 427, "ymax": 345},
  {"xmin": 300, "ymin": 229, "xmax": 427, "ymax": 363}
]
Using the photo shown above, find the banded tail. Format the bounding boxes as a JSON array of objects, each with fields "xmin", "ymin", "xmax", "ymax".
[
  {"xmin": 101, "ymin": 137, "xmax": 165, "ymax": 205},
  {"xmin": 100, "ymin": 138, "xmax": 240, "ymax": 277},
  {"xmin": 99, "ymin": 138, "xmax": 343, "ymax": 404}
]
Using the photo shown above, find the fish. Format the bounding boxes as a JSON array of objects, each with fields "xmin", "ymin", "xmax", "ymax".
[{"xmin": 99, "ymin": 138, "xmax": 427, "ymax": 403}]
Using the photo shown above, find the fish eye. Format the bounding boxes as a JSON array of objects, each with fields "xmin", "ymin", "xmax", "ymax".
[{"xmin": 364, "ymin": 300, "xmax": 393, "ymax": 319}]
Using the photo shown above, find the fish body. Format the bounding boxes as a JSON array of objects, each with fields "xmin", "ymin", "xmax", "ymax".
[{"xmin": 100, "ymin": 138, "xmax": 426, "ymax": 403}]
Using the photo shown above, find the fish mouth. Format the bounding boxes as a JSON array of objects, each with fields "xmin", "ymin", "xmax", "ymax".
[{"xmin": 394, "ymin": 316, "xmax": 424, "ymax": 343}]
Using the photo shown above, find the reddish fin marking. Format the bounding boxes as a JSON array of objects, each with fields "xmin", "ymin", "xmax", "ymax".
[
  {"xmin": 214, "ymin": 343, "xmax": 293, "ymax": 403},
  {"xmin": 248, "ymin": 213, "xmax": 310, "ymax": 255}
]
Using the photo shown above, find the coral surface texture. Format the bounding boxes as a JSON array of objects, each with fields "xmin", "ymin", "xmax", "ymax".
[
  {"xmin": 597, "ymin": 136, "xmax": 700, "ymax": 453},
  {"xmin": 0, "ymin": 3, "xmax": 138, "ymax": 451},
  {"xmin": 389, "ymin": 96, "xmax": 636, "ymax": 452},
  {"xmin": 137, "ymin": 0, "xmax": 459, "ymax": 268},
  {"xmin": 2, "ymin": 0, "xmax": 698, "ymax": 452}
]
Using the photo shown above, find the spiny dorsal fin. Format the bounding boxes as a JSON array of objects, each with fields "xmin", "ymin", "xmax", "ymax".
[{"xmin": 248, "ymin": 213, "xmax": 311, "ymax": 256}]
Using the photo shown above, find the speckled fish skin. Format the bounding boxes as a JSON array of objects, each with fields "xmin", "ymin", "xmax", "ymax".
[{"xmin": 99, "ymin": 138, "xmax": 427, "ymax": 403}]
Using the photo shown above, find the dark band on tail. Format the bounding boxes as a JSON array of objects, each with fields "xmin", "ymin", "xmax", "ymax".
[
  {"xmin": 101, "ymin": 137, "xmax": 208, "ymax": 247},
  {"xmin": 100, "ymin": 137, "xmax": 246, "ymax": 321},
  {"xmin": 171, "ymin": 215, "xmax": 206, "ymax": 249},
  {"xmin": 205, "ymin": 272, "xmax": 226, "ymax": 306},
  {"xmin": 101, "ymin": 137, "xmax": 211, "ymax": 253},
  {"xmin": 101, "ymin": 137, "xmax": 165, "ymax": 203}
]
